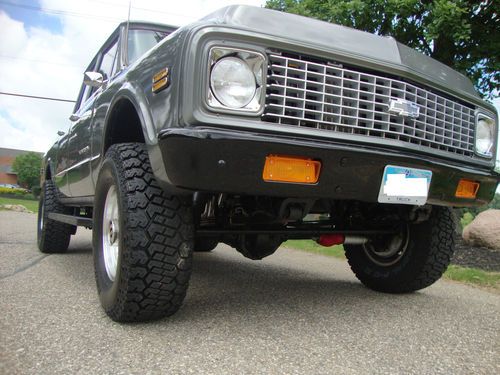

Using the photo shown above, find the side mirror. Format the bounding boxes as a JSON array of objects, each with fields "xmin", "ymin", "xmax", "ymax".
[
  {"xmin": 57, "ymin": 130, "xmax": 65, "ymax": 136},
  {"xmin": 83, "ymin": 71, "xmax": 104, "ymax": 88},
  {"xmin": 69, "ymin": 114, "xmax": 80, "ymax": 121}
]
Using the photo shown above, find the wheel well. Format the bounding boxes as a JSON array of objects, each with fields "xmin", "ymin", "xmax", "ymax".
[
  {"xmin": 45, "ymin": 165, "xmax": 52, "ymax": 180},
  {"xmin": 104, "ymin": 99, "xmax": 145, "ymax": 154}
]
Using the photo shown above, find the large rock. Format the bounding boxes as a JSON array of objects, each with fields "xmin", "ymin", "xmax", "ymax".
[
  {"xmin": 0, "ymin": 204, "xmax": 33, "ymax": 213},
  {"xmin": 462, "ymin": 209, "xmax": 500, "ymax": 250}
]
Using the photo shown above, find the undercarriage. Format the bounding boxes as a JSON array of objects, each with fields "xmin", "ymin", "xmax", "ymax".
[{"xmin": 194, "ymin": 193, "xmax": 432, "ymax": 261}]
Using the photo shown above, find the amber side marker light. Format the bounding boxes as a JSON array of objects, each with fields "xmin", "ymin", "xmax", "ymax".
[
  {"xmin": 455, "ymin": 179, "xmax": 480, "ymax": 199},
  {"xmin": 263, "ymin": 155, "xmax": 321, "ymax": 184},
  {"xmin": 152, "ymin": 67, "xmax": 169, "ymax": 93}
]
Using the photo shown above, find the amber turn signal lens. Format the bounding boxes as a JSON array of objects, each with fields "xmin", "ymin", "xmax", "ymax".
[
  {"xmin": 455, "ymin": 179, "xmax": 480, "ymax": 199},
  {"xmin": 152, "ymin": 67, "xmax": 169, "ymax": 93},
  {"xmin": 263, "ymin": 155, "xmax": 321, "ymax": 184}
]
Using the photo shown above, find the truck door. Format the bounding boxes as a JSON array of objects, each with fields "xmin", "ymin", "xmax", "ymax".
[{"xmin": 67, "ymin": 38, "xmax": 119, "ymax": 197}]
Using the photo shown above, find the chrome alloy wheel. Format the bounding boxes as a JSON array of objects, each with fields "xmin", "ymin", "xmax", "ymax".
[
  {"xmin": 102, "ymin": 185, "xmax": 120, "ymax": 281},
  {"xmin": 39, "ymin": 197, "xmax": 44, "ymax": 232}
]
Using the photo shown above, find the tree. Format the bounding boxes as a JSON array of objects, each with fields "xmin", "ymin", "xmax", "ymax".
[
  {"xmin": 265, "ymin": 0, "xmax": 499, "ymax": 99},
  {"xmin": 12, "ymin": 152, "xmax": 42, "ymax": 190}
]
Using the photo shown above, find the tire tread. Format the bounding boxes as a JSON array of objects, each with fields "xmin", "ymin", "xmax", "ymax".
[
  {"xmin": 345, "ymin": 206, "xmax": 455, "ymax": 293},
  {"xmin": 38, "ymin": 180, "xmax": 73, "ymax": 253},
  {"xmin": 96, "ymin": 143, "xmax": 193, "ymax": 322}
]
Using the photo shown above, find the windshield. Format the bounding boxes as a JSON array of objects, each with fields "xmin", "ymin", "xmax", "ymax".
[{"xmin": 127, "ymin": 29, "xmax": 169, "ymax": 65}]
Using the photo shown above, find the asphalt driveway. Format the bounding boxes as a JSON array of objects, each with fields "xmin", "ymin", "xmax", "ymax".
[{"xmin": 1, "ymin": 211, "xmax": 499, "ymax": 374}]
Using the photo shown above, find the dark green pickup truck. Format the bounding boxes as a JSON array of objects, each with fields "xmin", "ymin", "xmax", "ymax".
[{"xmin": 38, "ymin": 6, "xmax": 499, "ymax": 322}]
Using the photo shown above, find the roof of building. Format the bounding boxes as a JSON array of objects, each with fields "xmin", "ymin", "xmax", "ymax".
[
  {"xmin": 0, "ymin": 147, "xmax": 43, "ymax": 158},
  {"xmin": 0, "ymin": 165, "xmax": 15, "ymax": 174}
]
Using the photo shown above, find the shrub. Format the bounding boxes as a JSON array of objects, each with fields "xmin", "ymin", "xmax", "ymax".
[
  {"xmin": 32, "ymin": 186, "xmax": 41, "ymax": 199},
  {"xmin": 457, "ymin": 193, "xmax": 500, "ymax": 231},
  {"xmin": 460, "ymin": 212, "xmax": 474, "ymax": 229},
  {"xmin": 0, "ymin": 187, "xmax": 28, "ymax": 196}
]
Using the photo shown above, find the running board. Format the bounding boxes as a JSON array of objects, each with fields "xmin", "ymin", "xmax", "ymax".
[{"xmin": 48, "ymin": 213, "xmax": 92, "ymax": 228}]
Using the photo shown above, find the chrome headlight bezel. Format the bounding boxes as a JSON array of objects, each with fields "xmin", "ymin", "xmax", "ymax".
[
  {"xmin": 475, "ymin": 112, "xmax": 496, "ymax": 159},
  {"xmin": 207, "ymin": 47, "xmax": 266, "ymax": 114}
]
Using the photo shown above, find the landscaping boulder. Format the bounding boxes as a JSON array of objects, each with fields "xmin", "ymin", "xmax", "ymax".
[
  {"xmin": 0, "ymin": 204, "xmax": 33, "ymax": 214},
  {"xmin": 462, "ymin": 209, "xmax": 500, "ymax": 250}
]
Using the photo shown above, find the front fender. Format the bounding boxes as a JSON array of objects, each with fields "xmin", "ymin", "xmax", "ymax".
[
  {"xmin": 102, "ymin": 84, "xmax": 184, "ymax": 194},
  {"xmin": 105, "ymin": 84, "xmax": 156, "ymax": 150}
]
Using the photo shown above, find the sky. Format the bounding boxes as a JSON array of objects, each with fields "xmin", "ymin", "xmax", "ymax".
[
  {"xmin": 0, "ymin": 0, "xmax": 499, "ymax": 167},
  {"xmin": 0, "ymin": 0, "xmax": 266, "ymax": 152}
]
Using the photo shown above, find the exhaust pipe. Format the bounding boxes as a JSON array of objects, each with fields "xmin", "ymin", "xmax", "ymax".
[{"xmin": 316, "ymin": 234, "xmax": 369, "ymax": 247}]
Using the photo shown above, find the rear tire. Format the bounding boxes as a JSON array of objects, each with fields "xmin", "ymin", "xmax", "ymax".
[
  {"xmin": 93, "ymin": 143, "xmax": 194, "ymax": 322},
  {"xmin": 37, "ymin": 180, "xmax": 73, "ymax": 253},
  {"xmin": 345, "ymin": 206, "xmax": 455, "ymax": 293}
]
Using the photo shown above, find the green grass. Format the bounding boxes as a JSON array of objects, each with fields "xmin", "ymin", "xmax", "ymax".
[
  {"xmin": 283, "ymin": 239, "xmax": 345, "ymax": 259},
  {"xmin": 444, "ymin": 265, "xmax": 500, "ymax": 290},
  {"xmin": 0, "ymin": 197, "xmax": 38, "ymax": 213},
  {"xmin": 284, "ymin": 240, "xmax": 500, "ymax": 291}
]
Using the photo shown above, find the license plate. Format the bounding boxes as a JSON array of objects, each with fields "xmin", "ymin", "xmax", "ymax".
[{"xmin": 378, "ymin": 165, "xmax": 432, "ymax": 206}]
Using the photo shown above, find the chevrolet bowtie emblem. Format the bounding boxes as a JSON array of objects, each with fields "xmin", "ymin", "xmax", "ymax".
[{"xmin": 387, "ymin": 98, "xmax": 420, "ymax": 119}]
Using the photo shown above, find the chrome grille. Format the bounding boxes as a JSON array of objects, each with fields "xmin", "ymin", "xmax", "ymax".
[{"xmin": 264, "ymin": 52, "xmax": 476, "ymax": 157}]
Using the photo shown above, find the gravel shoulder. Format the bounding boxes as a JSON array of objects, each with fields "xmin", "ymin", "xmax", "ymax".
[{"xmin": 1, "ymin": 211, "xmax": 499, "ymax": 374}]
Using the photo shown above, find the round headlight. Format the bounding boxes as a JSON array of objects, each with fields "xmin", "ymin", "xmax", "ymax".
[
  {"xmin": 476, "ymin": 117, "xmax": 494, "ymax": 157},
  {"xmin": 210, "ymin": 57, "xmax": 256, "ymax": 108}
]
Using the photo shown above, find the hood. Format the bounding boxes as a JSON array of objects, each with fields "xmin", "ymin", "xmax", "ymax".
[{"xmin": 201, "ymin": 5, "xmax": 480, "ymax": 101}]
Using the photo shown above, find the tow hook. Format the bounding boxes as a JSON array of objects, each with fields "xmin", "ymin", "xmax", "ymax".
[{"xmin": 316, "ymin": 234, "xmax": 369, "ymax": 247}]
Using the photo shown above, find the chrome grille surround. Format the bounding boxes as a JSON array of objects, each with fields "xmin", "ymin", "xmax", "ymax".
[{"xmin": 264, "ymin": 52, "xmax": 476, "ymax": 158}]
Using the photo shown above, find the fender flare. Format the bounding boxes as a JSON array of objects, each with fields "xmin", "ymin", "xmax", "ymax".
[
  {"xmin": 101, "ymin": 84, "xmax": 176, "ymax": 191},
  {"xmin": 41, "ymin": 156, "xmax": 51, "ymax": 185}
]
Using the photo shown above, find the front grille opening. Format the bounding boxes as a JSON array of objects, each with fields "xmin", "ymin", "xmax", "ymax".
[{"xmin": 264, "ymin": 51, "xmax": 476, "ymax": 158}]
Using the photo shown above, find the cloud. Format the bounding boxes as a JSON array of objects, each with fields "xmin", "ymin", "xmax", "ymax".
[
  {"xmin": 0, "ymin": 8, "xmax": 92, "ymax": 152},
  {"xmin": 0, "ymin": 11, "xmax": 28, "ymax": 53},
  {"xmin": 0, "ymin": 0, "xmax": 265, "ymax": 152}
]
